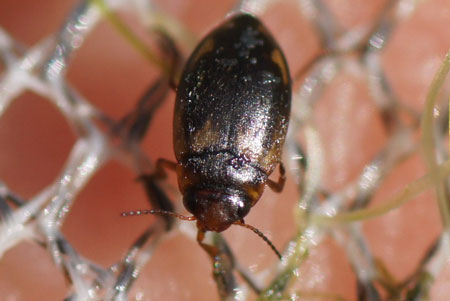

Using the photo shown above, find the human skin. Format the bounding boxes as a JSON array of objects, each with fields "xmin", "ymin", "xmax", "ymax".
[{"xmin": 0, "ymin": 0, "xmax": 449, "ymax": 300}]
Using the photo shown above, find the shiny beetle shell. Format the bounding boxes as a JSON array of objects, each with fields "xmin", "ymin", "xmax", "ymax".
[{"xmin": 173, "ymin": 13, "xmax": 291, "ymax": 232}]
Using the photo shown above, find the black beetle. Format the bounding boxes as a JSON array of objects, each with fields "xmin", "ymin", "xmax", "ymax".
[{"xmin": 123, "ymin": 13, "xmax": 291, "ymax": 259}]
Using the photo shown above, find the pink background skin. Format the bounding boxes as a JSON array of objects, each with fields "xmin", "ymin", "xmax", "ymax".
[{"xmin": 0, "ymin": 0, "xmax": 449, "ymax": 300}]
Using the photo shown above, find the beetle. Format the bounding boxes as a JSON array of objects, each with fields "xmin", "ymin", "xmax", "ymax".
[{"xmin": 123, "ymin": 13, "xmax": 291, "ymax": 259}]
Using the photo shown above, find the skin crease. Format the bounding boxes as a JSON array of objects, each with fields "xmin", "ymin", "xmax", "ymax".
[{"xmin": 0, "ymin": 0, "xmax": 449, "ymax": 300}]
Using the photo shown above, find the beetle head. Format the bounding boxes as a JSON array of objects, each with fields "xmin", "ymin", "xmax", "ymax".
[
  {"xmin": 121, "ymin": 190, "xmax": 282, "ymax": 259},
  {"xmin": 183, "ymin": 189, "xmax": 251, "ymax": 232}
]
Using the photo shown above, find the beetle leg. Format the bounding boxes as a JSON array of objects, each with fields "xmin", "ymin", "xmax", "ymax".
[
  {"xmin": 197, "ymin": 229, "xmax": 220, "ymax": 259},
  {"xmin": 266, "ymin": 163, "xmax": 286, "ymax": 192}
]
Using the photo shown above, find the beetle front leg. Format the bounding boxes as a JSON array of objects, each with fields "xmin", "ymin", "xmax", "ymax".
[
  {"xmin": 266, "ymin": 163, "xmax": 286, "ymax": 193},
  {"xmin": 196, "ymin": 229, "xmax": 220, "ymax": 259}
]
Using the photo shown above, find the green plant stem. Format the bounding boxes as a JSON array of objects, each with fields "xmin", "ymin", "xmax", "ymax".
[
  {"xmin": 90, "ymin": 0, "xmax": 171, "ymax": 74},
  {"xmin": 420, "ymin": 50, "xmax": 450, "ymax": 229},
  {"xmin": 312, "ymin": 159, "xmax": 450, "ymax": 224}
]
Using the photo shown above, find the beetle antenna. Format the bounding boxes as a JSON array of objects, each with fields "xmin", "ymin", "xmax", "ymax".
[
  {"xmin": 233, "ymin": 221, "xmax": 282, "ymax": 260},
  {"xmin": 121, "ymin": 209, "xmax": 196, "ymax": 221}
]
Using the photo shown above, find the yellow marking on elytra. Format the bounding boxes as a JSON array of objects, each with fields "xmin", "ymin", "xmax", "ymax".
[
  {"xmin": 240, "ymin": 181, "xmax": 265, "ymax": 206},
  {"xmin": 191, "ymin": 119, "xmax": 220, "ymax": 151},
  {"xmin": 271, "ymin": 49, "xmax": 289, "ymax": 85},
  {"xmin": 190, "ymin": 38, "xmax": 215, "ymax": 65}
]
